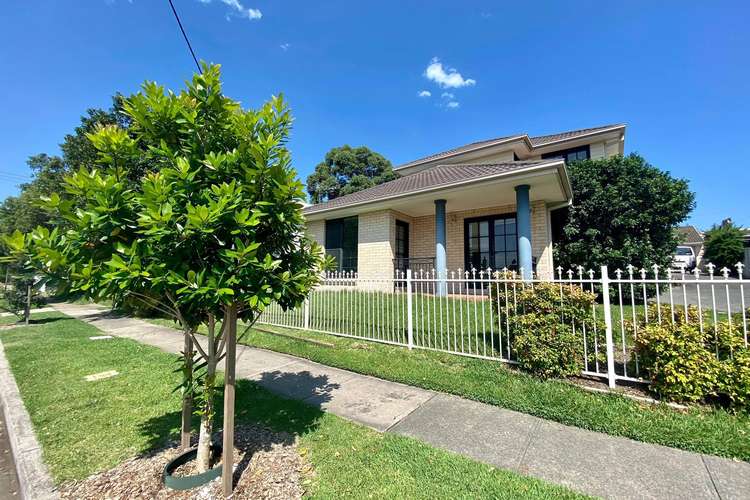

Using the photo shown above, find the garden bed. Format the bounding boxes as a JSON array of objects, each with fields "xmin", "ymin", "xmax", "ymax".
[{"xmin": 60, "ymin": 425, "xmax": 305, "ymax": 500}]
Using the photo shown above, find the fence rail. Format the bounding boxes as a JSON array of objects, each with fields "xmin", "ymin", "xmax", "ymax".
[{"xmin": 259, "ymin": 262, "xmax": 749, "ymax": 388}]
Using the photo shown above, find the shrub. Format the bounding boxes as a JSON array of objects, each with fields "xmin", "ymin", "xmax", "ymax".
[
  {"xmin": 490, "ymin": 281, "xmax": 598, "ymax": 378},
  {"xmin": 720, "ymin": 350, "xmax": 750, "ymax": 411},
  {"xmin": 636, "ymin": 322, "xmax": 720, "ymax": 403},
  {"xmin": 636, "ymin": 316, "xmax": 749, "ymax": 410},
  {"xmin": 703, "ymin": 222, "xmax": 745, "ymax": 271}
]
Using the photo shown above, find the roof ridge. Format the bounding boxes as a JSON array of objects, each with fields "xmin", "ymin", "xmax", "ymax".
[{"xmin": 396, "ymin": 124, "xmax": 625, "ymax": 170}]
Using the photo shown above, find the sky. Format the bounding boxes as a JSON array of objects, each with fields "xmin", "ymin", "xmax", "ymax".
[{"xmin": 0, "ymin": 0, "xmax": 748, "ymax": 229}]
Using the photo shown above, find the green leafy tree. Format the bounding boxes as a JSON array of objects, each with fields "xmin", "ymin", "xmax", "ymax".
[
  {"xmin": 0, "ymin": 154, "xmax": 67, "ymax": 235},
  {"xmin": 554, "ymin": 154, "xmax": 695, "ymax": 273},
  {"xmin": 306, "ymin": 145, "xmax": 397, "ymax": 203},
  {"xmin": 703, "ymin": 221, "xmax": 745, "ymax": 271},
  {"xmin": 28, "ymin": 64, "xmax": 323, "ymax": 489},
  {"xmin": 0, "ymin": 97, "xmax": 130, "ymax": 237}
]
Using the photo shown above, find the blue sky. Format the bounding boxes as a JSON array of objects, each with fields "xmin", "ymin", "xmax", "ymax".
[{"xmin": 1, "ymin": 0, "xmax": 748, "ymax": 229}]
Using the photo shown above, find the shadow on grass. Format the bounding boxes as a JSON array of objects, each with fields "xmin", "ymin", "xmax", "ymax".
[{"xmin": 137, "ymin": 370, "xmax": 337, "ymax": 488}]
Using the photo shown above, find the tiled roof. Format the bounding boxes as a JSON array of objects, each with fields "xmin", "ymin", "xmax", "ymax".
[
  {"xmin": 395, "ymin": 135, "xmax": 523, "ymax": 170},
  {"xmin": 528, "ymin": 124, "xmax": 625, "ymax": 146},
  {"xmin": 396, "ymin": 124, "xmax": 624, "ymax": 170},
  {"xmin": 304, "ymin": 160, "xmax": 557, "ymax": 215},
  {"xmin": 676, "ymin": 225, "xmax": 704, "ymax": 244}
]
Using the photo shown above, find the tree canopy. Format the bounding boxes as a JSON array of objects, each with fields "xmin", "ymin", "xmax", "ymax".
[
  {"xmin": 0, "ymin": 97, "xmax": 129, "ymax": 237},
  {"xmin": 306, "ymin": 145, "xmax": 397, "ymax": 203},
  {"xmin": 12, "ymin": 64, "xmax": 324, "ymax": 484},
  {"xmin": 703, "ymin": 221, "xmax": 745, "ymax": 271},
  {"xmin": 554, "ymin": 153, "xmax": 695, "ymax": 273}
]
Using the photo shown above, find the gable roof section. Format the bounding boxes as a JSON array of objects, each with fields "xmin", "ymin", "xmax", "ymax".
[
  {"xmin": 395, "ymin": 124, "xmax": 625, "ymax": 171},
  {"xmin": 677, "ymin": 225, "xmax": 704, "ymax": 245},
  {"xmin": 304, "ymin": 160, "xmax": 561, "ymax": 216}
]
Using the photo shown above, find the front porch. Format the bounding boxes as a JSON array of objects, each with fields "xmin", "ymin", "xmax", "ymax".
[{"xmin": 305, "ymin": 160, "xmax": 571, "ymax": 291}]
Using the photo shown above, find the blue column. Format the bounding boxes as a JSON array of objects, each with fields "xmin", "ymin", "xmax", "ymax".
[
  {"xmin": 515, "ymin": 185, "xmax": 532, "ymax": 281},
  {"xmin": 435, "ymin": 199, "xmax": 447, "ymax": 296}
]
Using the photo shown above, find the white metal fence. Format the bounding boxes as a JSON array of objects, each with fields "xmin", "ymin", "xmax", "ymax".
[{"xmin": 259, "ymin": 263, "xmax": 749, "ymax": 388}]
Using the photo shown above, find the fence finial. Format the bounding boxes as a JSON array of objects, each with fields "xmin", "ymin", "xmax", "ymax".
[
  {"xmin": 736, "ymin": 262, "xmax": 745, "ymax": 278},
  {"xmin": 615, "ymin": 268, "xmax": 623, "ymax": 279},
  {"xmin": 706, "ymin": 262, "xmax": 715, "ymax": 278},
  {"xmin": 721, "ymin": 267, "xmax": 730, "ymax": 279}
]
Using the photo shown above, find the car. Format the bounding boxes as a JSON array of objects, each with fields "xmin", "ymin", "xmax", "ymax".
[{"xmin": 672, "ymin": 245, "xmax": 696, "ymax": 270}]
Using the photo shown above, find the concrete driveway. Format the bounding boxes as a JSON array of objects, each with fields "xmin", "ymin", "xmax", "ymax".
[{"xmin": 668, "ymin": 276, "xmax": 749, "ymax": 313}]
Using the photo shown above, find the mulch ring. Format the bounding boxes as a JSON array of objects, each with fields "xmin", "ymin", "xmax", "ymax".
[{"xmin": 59, "ymin": 424, "xmax": 311, "ymax": 499}]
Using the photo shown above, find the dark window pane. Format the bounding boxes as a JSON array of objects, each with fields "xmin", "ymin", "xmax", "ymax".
[
  {"xmin": 480, "ymin": 238, "xmax": 489, "ymax": 252},
  {"xmin": 469, "ymin": 238, "xmax": 479, "ymax": 252},
  {"xmin": 479, "ymin": 221, "xmax": 489, "ymax": 237},
  {"xmin": 495, "ymin": 235, "xmax": 505, "ymax": 251},
  {"xmin": 506, "ymin": 234, "xmax": 516, "ymax": 252},
  {"xmin": 494, "ymin": 219, "xmax": 505, "ymax": 235},
  {"xmin": 495, "ymin": 252, "xmax": 506, "ymax": 268},
  {"xmin": 469, "ymin": 222, "xmax": 478, "ymax": 238}
]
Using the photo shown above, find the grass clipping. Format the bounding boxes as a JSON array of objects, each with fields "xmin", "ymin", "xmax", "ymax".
[{"xmin": 59, "ymin": 424, "xmax": 308, "ymax": 499}]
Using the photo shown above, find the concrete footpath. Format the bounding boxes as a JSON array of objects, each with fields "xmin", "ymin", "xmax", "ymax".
[{"xmin": 53, "ymin": 303, "xmax": 750, "ymax": 500}]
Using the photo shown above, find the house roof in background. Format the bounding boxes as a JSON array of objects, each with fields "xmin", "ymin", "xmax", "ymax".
[
  {"xmin": 395, "ymin": 124, "xmax": 625, "ymax": 171},
  {"xmin": 303, "ymin": 160, "xmax": 563, "ymax": 216},
  {"xmin": 677, "ymin": 225, "xmax": 704, "ymax": 244}
]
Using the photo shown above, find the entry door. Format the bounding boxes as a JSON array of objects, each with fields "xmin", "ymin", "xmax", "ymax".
[
  {"xmin": 395, "ymin": 220, "xmax": 409, "ymax": 273},
  {"xmin": 465, "ymin": 214, "xmax": 518, "ymax": 272}
]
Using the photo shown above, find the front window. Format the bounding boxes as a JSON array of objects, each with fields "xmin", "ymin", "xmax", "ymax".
[
  {"xmin": 675, "ymin": 247, "xmax": 693, "ymax": 256},
  {"xmin": 325, "ymin": 216, "xmax": 358, "ymax": 272},
  {"xmin": 465, "ymin": 214, "xmax": 518, "ymax": 271},
  {"xmin": 542, "ymin": 145, "xmax": 590, "ymax": 163}
]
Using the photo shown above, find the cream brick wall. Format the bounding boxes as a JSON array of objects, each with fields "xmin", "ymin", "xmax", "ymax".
[
  {"xmin": 306, "ymin": 220, "xmax": 325, "ymax": 247},
  {"xmin": 356, "ymin": 211, "xmax": 396, "ymax": 291}
]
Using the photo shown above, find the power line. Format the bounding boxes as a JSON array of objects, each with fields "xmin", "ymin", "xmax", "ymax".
[{"xmin": 167, "ymin": 0, "xmax": 201, "ymax": 73}]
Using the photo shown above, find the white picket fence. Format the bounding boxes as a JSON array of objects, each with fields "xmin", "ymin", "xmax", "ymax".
[{"xmin": 259, "ymin": 263, "xmax": 749, "ymax": 388}]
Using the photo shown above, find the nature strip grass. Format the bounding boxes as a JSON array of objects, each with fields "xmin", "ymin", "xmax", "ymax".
[{"xmin": 0, "ymin": 314, "xmax": 585, "ymax": 499}]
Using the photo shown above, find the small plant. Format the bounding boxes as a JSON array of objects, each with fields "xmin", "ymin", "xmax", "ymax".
[
  {"xmin": 636, "ymin": 322, "xmax": 720, "ymax": 403},
  {"xmin": 635, "ymin": 314, "xmax": 749, "ymax": 410},
  {"xmin": 490, "ymin": 281, "xmax": 598, "ymax": 378},
  {"xmin": 703, "ymin": 221, "xmax": 745, "ymax": 271}
]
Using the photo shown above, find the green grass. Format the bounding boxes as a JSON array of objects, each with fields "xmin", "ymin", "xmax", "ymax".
[
  {"xmin": 148, "ymin": 314, "xmax": 750, "ymax": 462},
  {"xmin": 0, "ymin": 314, "xmax": 585, "ymax": 498}
]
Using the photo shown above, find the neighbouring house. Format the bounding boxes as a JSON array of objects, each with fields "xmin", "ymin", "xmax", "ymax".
[
  {"xmin": 676, "ymin": 225, "xmax": 705, "ymax": 268},
  {"xmin": 303, "ymin": 124, "xmax": 626, "ymax": 289}
]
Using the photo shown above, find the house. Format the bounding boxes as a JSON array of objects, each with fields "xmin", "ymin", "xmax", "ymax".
[
  {"xmin": 676, "ymin": 225, "xmax": 705, "ymax": 268},
  {"xmin": 303, "ymin": 124, "xmax": 626, "ymax": 289}
]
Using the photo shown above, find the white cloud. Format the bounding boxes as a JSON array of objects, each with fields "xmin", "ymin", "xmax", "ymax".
[
  {"xmin": 440, "ymin": 92, "xmax": 454, "ymax": 99},
  {"xmin": 198, "ymin": 0, "xmax": 262, "ymax": 21},
  {"xmin": 424, "ymin": 57, "xmax": 476, "ymax": 88},
  {"xmin": 446, "ymin": 101, "xmax": 460, "ymax": 109},
  {"xmin": 280, "ymin": 43, "xmax": 290, "ymax": 51},
  {"xmin": 417, "ymin": 90, "xmax": 431, "ymax": 98}
]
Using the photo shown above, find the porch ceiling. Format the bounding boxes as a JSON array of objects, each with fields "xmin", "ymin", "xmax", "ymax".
[{"xmin": 305, "ymin": 161, "xmax": 570, "ymax": 220}]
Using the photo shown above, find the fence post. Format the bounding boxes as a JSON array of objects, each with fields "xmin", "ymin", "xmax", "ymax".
[
  {"xmin": 406, "ymin": 269, "xmax": 414, "ymax": 350},
  {"xmin": 303, "ymin": 297, "xmax": 310, "ymax": 330},
  {"xmin": 600, "ymin": 265, "xmax": 616, "ymax": 388}
]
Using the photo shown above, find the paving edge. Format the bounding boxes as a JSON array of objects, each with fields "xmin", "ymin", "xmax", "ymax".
[{"xmin": 0, "ymin": 339, "xmax": 58, "ymax": 500}]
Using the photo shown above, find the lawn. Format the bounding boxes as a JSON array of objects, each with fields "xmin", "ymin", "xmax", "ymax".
[
  {"xmin": 148, "ymin": 312, "xmax": 750, "ymax": 462},
  {"xmin": 0, "ymin": 314, "xmax": 585, "ymax": 498}
]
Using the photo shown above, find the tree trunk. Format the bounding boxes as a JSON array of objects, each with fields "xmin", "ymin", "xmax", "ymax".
[
  {"xmin": 196, "ymin": 315, "xmax": 217, "ymax": 473},
  {"xmin": 180, "ymin": 332, "xmax": 194, "ymax": 450},
  {"xmin": 24, "ymin": 283, "xmax": 31, "ymax": 325}
]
